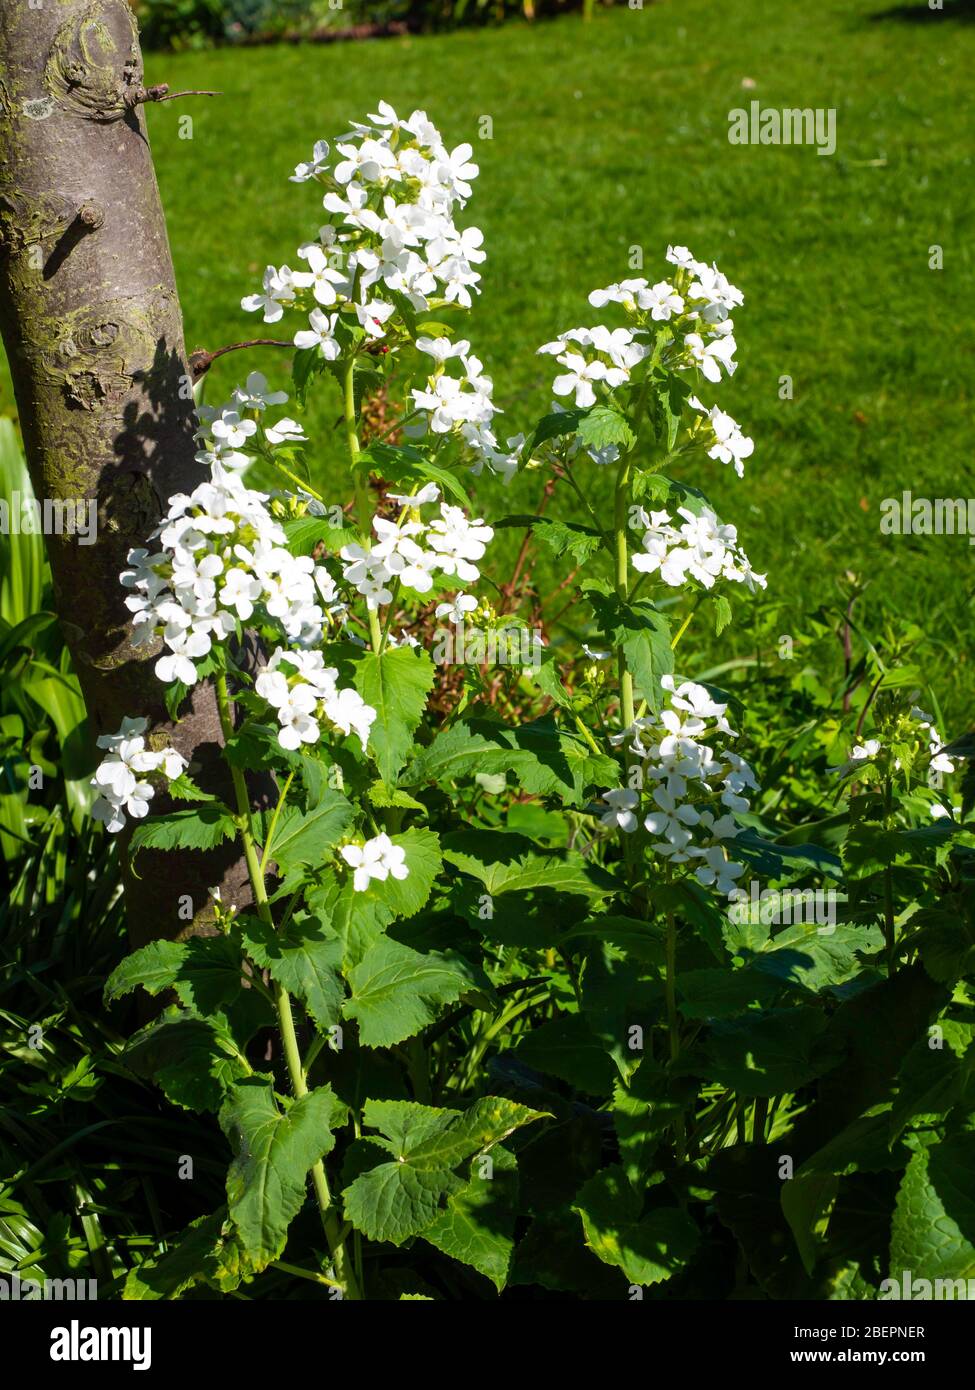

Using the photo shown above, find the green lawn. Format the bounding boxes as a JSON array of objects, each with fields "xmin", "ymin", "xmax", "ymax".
[{"xmin": 7, "ymin": 0, "xmax": 975, "ymax": 718}]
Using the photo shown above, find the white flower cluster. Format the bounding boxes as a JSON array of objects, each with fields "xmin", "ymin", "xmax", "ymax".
[
  {"xmin": 340, "ymin": 832, "xmax": 409, "ymax": 892},
  {"xmin": 831, "ymin": 706, "xmax": 955, "ymax": 779},
  {"xmin": 194, "ymin": 371, "xmax": 307, "ymax": 481},
  {"xmin": 240, "ymin": 104, "xmax": 514, "ymax": 484},
  {"xmin": 911, "ymin": 705, "xmax": 956, "ymax": 775},
  {"xmin": 256, "ymin": 648, "xmax": 375, "ymax": 752},
  {"xmin": 553, "ymin": 246, "xmax": 752, "ymax": 476},
  {"xmin": 605, "ymin": 676, "xmax": 758, "ymax": 896},
  {"xmin": 630, "ymin": 504, "xmax": 767, "ymax": 593},
  {"xmin": 121, "ymin": 470, "xmax": 338, "ymax": 688},
  {"xmin": 340, "ymin": 483, "xmax": 493, "ymax": 610},
  {"xmin": 91, "ymin": 717, "xmax": 186, "ymax": 834},
  {"xmin": 688, "ymin": 395, "xmax": 754, "ymax": 479},
  {"xmin": 407, "ymin": 336, "xmax": 523, "ymax": 481},
  {"xmin": 538, "ymin": 325, "xmax": 648, "ymax": 408}
]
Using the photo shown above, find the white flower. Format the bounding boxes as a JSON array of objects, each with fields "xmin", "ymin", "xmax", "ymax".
[
  {"xmin": 233, "ymin": 372, "xmax": 288, "ymax": 412},
  {"xmin": 241, "ymin": 265, "xmax": 295, "ymax": 323},
  {"xmin": 416, "ymin": 335, "xmax": 468, "ymax": 363},
  {"xmin": 426, "ymin": 504, "xmax": 493, "ymax": 583},
  {"xmin": 291, "ymin": 246, "xmax": 347, "ymax": 307},
  {"xmin": 666, "ymin": 245, "xmax": 706, "ymax": 274},
  {"xmin": 692, "ymin": 845, "xmax": 745, "ymax": 896},
  {"xmin": 341, "ymin": 833, "xmax": 409, "ymax": 892},
  {"xmin": 684, "ymin": 331, "xmax": 737, "ymax": 383},
  {"xmin": 644, "ymin": 281, "xmax": 684, "ymax": 321},
  {"xmin": 294, "ymin": 308, "xmax": 341, "ymax": 359},
  {"xmin": 291, "ymin": 139, "xmax": 330, "ymax": 182},
  {"xmin": 355, "ymin": 298, "xmax": 396, "ymax": 337},
  {"xmin": 324, "ymin": 687, "xmax": 375, "ymax": 749},
  {"xmin": 265, "ymin": 417, "xmax": 307, "ymax": 447},
  {"xmin": 436, "ymin": 593, "xmax": 478, "ymax": 624},
  {"xmin": 688, "ymin": 264, "xmax": 744, "ymax": 323},
  {"xmin": 90, "ymin": 721, "xmax": 186, "ymax": 834},
  {"xmin": 435, "ymin": 142, "xmax": 479, "ymax": 201},
  {"xmin": 552, "ymin": 353, "xmax": 615, "ymax": 408},
  {"xmin": 599, "ymin": 788, "xmax": 640, "ymax": 833},
  {"xmin": 588, "ymin": 279, "xmax": 648, "ymax": 311}
]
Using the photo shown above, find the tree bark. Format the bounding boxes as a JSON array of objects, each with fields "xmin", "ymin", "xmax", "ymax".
[{"xmin": 0, "ymin": 0, "xmax": 253, "ymax": 946}]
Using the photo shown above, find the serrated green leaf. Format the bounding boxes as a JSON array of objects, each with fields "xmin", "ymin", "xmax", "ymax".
[
  {"xmin": 493, "ymin": 514, "xmax": 603, "ymax": 565},
  {"xmin": 443, "ymin": 829, "xmax": 615, "ymax": 897},
  {"xmin": 577, "ymin": 403, "xmax": 635, "ymax": 453},
  {"xmin": 120, "ymin": 1009, "xmax": 252, "ymax": 1113},
  {"xmin": 342, "ymin": 1097, "xmax": 544, "ymax": 1246},
  {"xmin": 573, "ymin": 1165, "xmax": 699, "ymax": 1286},
  {"xmin": 105, "ymin": 936, "xmax": 244, "ymax": 1013},
  {"xmin": 129, "ymin": 806, "xmax": 236, "ymax": 862},
  {"xmin": 585, "ymin": 590, "xmax": 672, "ymax": 712},
  {"xmin": 240, "ymin": 913, "xmax": 344, "ymax": 1030},
  {"xmin": 220, "ymin": 1080, "xmax": 340, "ymax": 1268},
  {"xmin": 421, "ymin": 1146, "xmax": 519, "ymax": 1291},
  {"xmin": 353, "ymin": 644, "xmax": 435, "ymax": 785},
  {"xmin": 343, "ymin": 938, "xmax": 482, "ymax": 1047},
  {"xmin": 889, "ymin": 1137, "xmax": 975, "ymax": 1288},
  {"xmin": 261, "ymin": 791, "xmax": 354, "ymax": 869}
]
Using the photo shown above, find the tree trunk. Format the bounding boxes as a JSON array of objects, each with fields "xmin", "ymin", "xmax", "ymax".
[{"xmin": 0, "ymin": 0, "xmax": 252, "ymax": 946}]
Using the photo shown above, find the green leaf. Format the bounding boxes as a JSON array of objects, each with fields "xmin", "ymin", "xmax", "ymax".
[
  {"xmin": 105, "ymin": 936, "xmax": 244, "ymax": 1013},
  {"xmin": 282, "ymin": 515, "xmax": 349, "ymax": 556},
  {"xmin": 166, "ymin": 773, "xmax": 218, "ymax": 803},
  {"xmin": 261, "ymin": 792, "xmax": 354, "ymax": 869},
  {"xmin": 443, "ymin": 830, "xmax": 615, "ymax": 898},
  {"xmin": 357, "ymin": 442, "xmax": 470, "ymax": 507},
  {"xmin": 680, "ymin": 1007, "xmax": 839, "ymax": 1098},
  {"xmin": 652, "ymin": 373, "xmax": 691, "ymax": 451},
  {"xmin": 585, "ymin": 589, "xmax": 673, "ymax": 712},
  {"xmin": 343, "ymin": 938, "xmax": 483, "ymax": 1047},
  {"xmin": 123, "ymin": 1210, "xmax": 257, "ymax": 1299},
  {"xmin": 129, "ymin": 806, "xmax": 236, "ymax": 863},
  {"xmin": 353, "ymin": 644, "xmax": 435, "ymax": 785},
  {"xmin": 722, "ymin": 915, "xmax": 883, "ymax": 995},
  {"xmin": 342, "ymin": 1097, "xmax": 545, "ymax": 1247},
  {"xmin": 573, "ymin": 1166, "xmax": 699, "ymax": 1286},
  {"xmin": 121, "ymin": 1010, "xmax": 252, "ymax": 1113},
  {"xmin": 493, "ymin": 514, "xmax": 603, "ymax": 566},
  {"xmin": 515, "ymin": 1013, "xmax": 617, "ymax": 1094},
  {"xmin": 889, "ymin": 1137, "xmax": 975, "ymax": 1288},
  {"xmin": 219, "ymin": 1080, "xmax": 340, "ymax": 1268},
  {"xmin": 422, "ymin": 1146, "xmax": 519, "ymax": 1291},
  {"xmin": 528, "ymin": 406, "xmax": 590, "ymax": 453},
  {"xmin": 240, "ymin": 913, "xmax": 344, "ymax": 1031},
  {"xmin": 711, "ymin": 593, "xmax": 733, "ymax": 636},
  {"xmin": 577, "ymin": 403, "xmax": 635, "ymax": 454},
  {"xmin": 405, "ymin": 715, "xmax": 618, "ymax": 807},
  {"xmin": 782, "ymin": 1173, "xmax": 840, "ymax": 1276}
]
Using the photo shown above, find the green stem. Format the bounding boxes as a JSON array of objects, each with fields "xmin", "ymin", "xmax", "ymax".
[
  {"xmin": 215, "ymin": 674, "xmax": 360, "ymax": 1299},
  {"xmin": 259, "ymin": 769, "xmax": 294, "ymax": 876},
  {"xmin": 343, "ymin": 353, "xmax": 383, "ymax": 652},
  {"xmin": 883, "ymin": 774, "xmax": 897, "ymax": 976},
  {"xmin": 614, "ymin": 453, "xmax": 635, "ymax": 731},
  {"xmin": 665, "ymin": 910, "xmax": 686, "ymax": 1161}
]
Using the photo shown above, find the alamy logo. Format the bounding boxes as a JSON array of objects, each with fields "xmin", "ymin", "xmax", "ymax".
[
  {"xmin": 0, "ymin": 1273, "xmax": 97, "ymax": 1300},
  {"xmin": 728, "ymin": 101, "xmax": 836, "ymax": 156},
  {"xmin": 432, "ymin": 622, "xmax": 542, "ymax": 669},
  {"xmin": 880, "ymin": 492, "xmax": 975, "ymax": 544},
  {"xmin": 0, "ymin": 492, "xmax": 97, "ymax": 544},
  {"xmin": 880, "ymin": 1270, "xmax": 975, "ymax": 1301},
  {"xmin": 50, "ymin": 1321, "xmax": 151, "ymax": 1371},
  {"xmin": 726, "ymin": 882, "xmax": 837, "ymax": 933}
]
